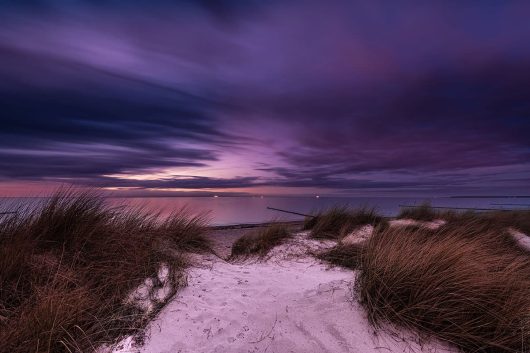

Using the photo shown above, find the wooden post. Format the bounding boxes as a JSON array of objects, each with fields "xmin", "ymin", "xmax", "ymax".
[{"xmin": 266, "ymin": 207, "xmax": 315, "ymax": 218}]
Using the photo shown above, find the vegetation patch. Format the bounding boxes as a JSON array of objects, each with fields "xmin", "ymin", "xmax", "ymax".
[
  {"xmin": 398, "ymin": 202, "xmax": 530, "ymax": 236},
  {"xmin": 308, "ymin": 206, "xmax": 385, "ymax": 240},
  {"xmin": 157, "ymin": 208, "xmax": 212, "ymax": 253},
  {"xmin": 396, "ymin": 202, "xmax": 439, "ymax": 221},
  {"xmin": 230, "ymin": 223, "xmax": 292, "ymax": 259},
  {"xmin": 0, "ymin": 190, "xmax": 209, "ymax": 353},
  {"xmin": 443, "ymin": 209, "xmax": 530, "ymax": 236},
  {"xmin": 355, "ymin": 224, "xmax": 530, "ymax": 352},
  {"xmin": 302, "ymin": 214, "xmax": 319, "ymax": 230},
  {"xmin": 317, "ymin": 243, "xmax": 364, "ymax": 270}
]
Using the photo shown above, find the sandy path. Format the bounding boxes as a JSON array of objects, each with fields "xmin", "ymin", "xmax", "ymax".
[{"xmin": 127, "ymin": 233, "xmax": 456, "ymax": 353}]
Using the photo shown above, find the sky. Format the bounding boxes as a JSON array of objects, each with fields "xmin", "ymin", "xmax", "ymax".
[{"xmin": 0, "ymin": 0, "xmax": 529, "ymax": 197}]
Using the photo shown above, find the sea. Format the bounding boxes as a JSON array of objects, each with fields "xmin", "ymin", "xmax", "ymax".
[{"xmin": 1, "ymin": 196, "xmax": 529, "ymax": 226}]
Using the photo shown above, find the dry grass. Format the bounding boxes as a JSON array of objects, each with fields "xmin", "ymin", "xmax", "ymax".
[
  {"xmin": 156, "ymin": 208, "xmax": 212, "ymax": 253},
  {"xmin": 312, "ymin": 205, "xmax": 530, "ymax": 351},
  {"xmin": 0, "ymin": 190, "xmax": 209, "ymax": 353},
  {"xmin": 355, "ymin": 223, "xmax": 530, "ymax": 353},
  {"xmin": 489, "ymin": 210, "xmax": 530, "ymax": 235},
  {"xmin": 398, "ymin": 203, "xmax": 530, "ymax": 236},
  {"xmin": 443, "ymin": 209, "xmax": 530, "ymax": 236},
  {"xmin": 302, "ymin": 215, "xmax": 319, "ymax": 231},
  {"xmin": 308, "ymin": 206, "xmax": 385, "ymax": 240},
  {"xmin": 317, "ymin": 243, "xmax": 364, "ymax": 270},
  {"xmin": 397, "ymin": 202, "xmax": 438, "ymax": 221},
  {"xmin": 230, "ymin": 223, "xmax": 292, "ymax": 259}
]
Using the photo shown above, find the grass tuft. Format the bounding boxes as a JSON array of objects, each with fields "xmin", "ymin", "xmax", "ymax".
[
  {"xmin": 309, "ymin": 206, "xmax": 385, "ymax": 240},
  {"xmin": 445, "ymin": 209, "xmax": 530, "ymax": 236},
  {"xmin": 230, "ymin": 223, "xmax": 292, "ymax": 259},
  {"xmin": 398, "ymin": 203, "xmax": 530, "ymax": 236},
  {"xmin": 355, "ymin": 224, "xmax": 530, "ymax": 352},
  {"xmin": 317, "ymin": 243, "xmax": 364, "ymax": 270},
  {"xmin": 157, "ymin": 208, "xmax": 212, "ymax": 253},
  {"xmin": 302, "ymin": 215, "xmax": 319, "ymax": 231},
  {"xmin": 0, "ymin": 189, "xmax": 208, "ymax": 353},
  {"xmin": 397, "ymin": 201, "xmax": 438, "ymax": 221}
]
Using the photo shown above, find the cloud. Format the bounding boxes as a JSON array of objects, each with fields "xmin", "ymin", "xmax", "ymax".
[
  {"xmin": 240, "ymin": 60, "xmax": 530, "ymax": 178},
  {"xmin": 0, "ymin": 44, "xmax": 231, "ymax": 181},
  {"xmin": 87, "ymin": 175, "xmax": 261, "ymax": 189},
  {"xmin": 0, "ymin": 1, "xmax": 529, "ymax": 195}
]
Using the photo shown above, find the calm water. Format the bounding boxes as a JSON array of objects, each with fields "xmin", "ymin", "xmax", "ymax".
[{"xmin": 1, "ymin": 196, "xmax": 529, "ymax": 226}]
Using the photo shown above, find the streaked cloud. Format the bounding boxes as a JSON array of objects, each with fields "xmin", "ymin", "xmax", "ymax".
[{"xmin": 0, "ymin": 0, "xmax": 529, "ymax": 196}]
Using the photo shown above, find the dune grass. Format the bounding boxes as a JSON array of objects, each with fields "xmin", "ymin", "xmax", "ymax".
[
  {"xmin": 307, "ymin": 206, "xmax": 385, "ymax": 240},
  {"xmin": 444, "ymin": 209, "xmax": 530, "ymax": 236},
  {"xmin": 355, "ymin": 223, "xmax": 530, "ymax": 353},
  {"xmin": 396, "ymin": 201, "xmax": 438, "ymax": 221},
  {"xmin": 157, "ymin": 208, "xmax": 212, "ymax": 253},
  {"xmin": 302, "ymin": 215, "xmax": 319, "ymax": 231},
  {"xmin": 0, "ymin": 190, "xmax": 209, "ymax": 353},
  {"xmin": 316, "ymin": 243, "xmax": 364, "ymax": 270},
  {"xmin": 397, "ymin": 203, "xmax": 530, "ymax": 236},
  {"xmin": 230, "ymin": 223, "xmax": 292, "ymax": 259},
  {"xmin": 334, "ymin": 206, "xmax": 530, "ymax": 350}
]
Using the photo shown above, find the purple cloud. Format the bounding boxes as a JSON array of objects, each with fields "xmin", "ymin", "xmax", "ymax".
[{"xmin": 0, "ymin": 0, "xmax": 529, "ymax": 196}]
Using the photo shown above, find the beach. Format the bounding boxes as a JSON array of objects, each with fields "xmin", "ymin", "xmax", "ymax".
[
  {"xmin": 2, "ymin": 2, "xmax": 529, "ymax": 352},
  {"xmin": 112, "ymin": 223, "xmax": 463, "ymax": 353},
  {"xmin": 2, "ymin": 194, "xmax": 529, "ymax": 353}
]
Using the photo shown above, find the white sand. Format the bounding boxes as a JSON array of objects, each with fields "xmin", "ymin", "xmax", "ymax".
[
  {"xmin": 508, "ymin": 228, "xmax": 530, "ymax": 251},
  {"xmin": 341, "ymin": 224, "xmax": 374, "ymax": 245},
  {"xmin": 112, "ymin": 233, "xmax": 457, "ymax": 353}
]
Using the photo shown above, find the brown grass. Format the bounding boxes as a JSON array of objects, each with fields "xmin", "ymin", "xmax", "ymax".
[
  {"xmin": 309, "ymin": 206, "xmax": 385, "ymax": 240},
  {"xmin": 230, "ymin": 223, "xmax": 292, "ymax": 259},
  {"xmin": 0, "ymin": 190, "xmax": 209, "ymax": 353},
  {"xmin": 397, "ymin": 201, "xmax": 438, "ymax": 221},
  {"xmin": 302, "ymin": 215, "xmax": 319, "ymax": 230},
  {"xmin": 355, "ymin": 223, "xmax": 530, "ymax": 352},
  {"xmin": 156, "ymin": 208, "xmax": 212, "ymax": 253},
  {"xmin": 398, "ymin": 203, "xmax": 530, "ymax": 236},
  {"xmin": 443, "ymin": 209, "xmax": 530, "ymax": 236},
  {"xmin": 317, "ymin": 243, "xmax": 364, "ymax": 270}
]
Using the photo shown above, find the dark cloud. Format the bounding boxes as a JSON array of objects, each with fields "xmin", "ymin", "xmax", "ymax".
[
  {"xmin": 243, "ymin": 60, "xmax": 530, "ymax": 180},
  {"xmin": 0, "ymin": 44, "xmax": 228, "ymax": 181},
  {"xmin": 0, "ymin": 1, "xmax": 529, "ymax": 195},
  {"xmin": 0, "ymin": 44, "xmax": 223, "ymax": 142},
  {"xmin": 0, "ymin": 145, "xmax": 214, "ymax": 180}
]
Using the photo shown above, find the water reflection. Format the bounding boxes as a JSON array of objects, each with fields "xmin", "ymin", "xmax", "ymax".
[
  {"xmin": 109, "ymin": 196, "xmax": 529, "ymax": 226},
  {"xmin": 1, "ymin": 196, "xmax": 528, "ymax": 226}
]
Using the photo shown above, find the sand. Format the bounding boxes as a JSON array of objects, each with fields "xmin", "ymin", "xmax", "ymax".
[
  {"xmin": 112, "ymin": 229, "xmax": 457, "ymax": 353},
  {"xmin": 508, "ymin": 228, "xmax": 530, "ymax": 251},
  {"xmin": 106, "ymin": 218, "xmax": 530, "ymax": 353},
  {"xmin": 340, "ymin": 224, "xmax": 374, "ymax": 245},
  {"xmin": 389, "ymin": 218, "xmax": 446, "ymax": 229}
]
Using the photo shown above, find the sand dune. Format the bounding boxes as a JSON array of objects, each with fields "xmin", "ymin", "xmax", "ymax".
[{"xmin": 113, "ymin": 233, "xmax": 457, "ymax": 353}]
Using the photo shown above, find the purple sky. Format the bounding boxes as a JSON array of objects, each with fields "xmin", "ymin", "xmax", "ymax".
[{"xmin": 1, "ymin": 1, "xmax": 529, "ymax": 196}]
